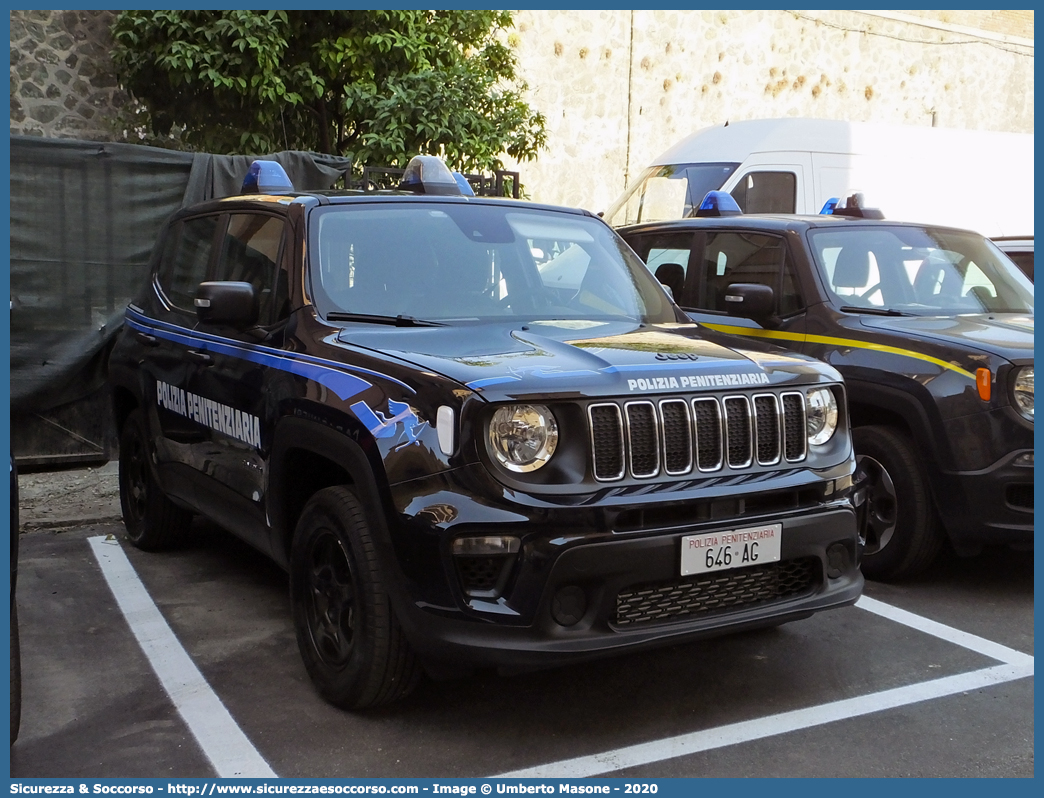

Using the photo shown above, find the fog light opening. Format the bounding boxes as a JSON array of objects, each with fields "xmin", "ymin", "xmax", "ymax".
[
  {"xmin": 826, "ymin": 542, "xmax": 849, "ymax": 579},
  {"xmin": 452, "ymin": 535, "xmax": 520, "ymax": 597},
  {"xmin": 551, "ymin": 585, "xmax": 588, "ymax": 627}
]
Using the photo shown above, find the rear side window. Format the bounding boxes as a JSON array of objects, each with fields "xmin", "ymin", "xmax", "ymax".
[
  {"xmin": 215, "ymin": 214, "xmax": 286, "ymax": 324},
  {"xmin": 158, "ymin": 215, "xmax": 219, "ymax": 312},
  {"xmin": 730, "ymin": 172, "xmax": 796, "ymax": 214},
  {"xmin": 626, "ymin": 231, "xmax": 694, "ymax": 303}
]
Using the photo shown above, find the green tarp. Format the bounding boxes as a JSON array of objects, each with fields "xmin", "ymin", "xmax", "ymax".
[{"xmin": 10, "ymin": 135, "xmax": 350, "ymax": 412}]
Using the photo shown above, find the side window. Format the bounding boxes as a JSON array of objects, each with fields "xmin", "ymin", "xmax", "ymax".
[
  {"xmin": 730, "ymin": 172, "xmax": 797, "ymax": 214},
  {"xmin": 696, "ymin": 232, "xmax": 802, "ymax": 316},
  {"xmin": 215, "ymin": 214, "xmax": 286, "ymax": 324},
  {"xmin": 158, "ymin": 215, "xmax": 219, "ymax": 312}
]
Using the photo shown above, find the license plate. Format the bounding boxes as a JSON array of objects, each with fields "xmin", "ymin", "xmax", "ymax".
[{"xmin": 680, "ymin": 523, "xmax": 782, "ymax": 576}]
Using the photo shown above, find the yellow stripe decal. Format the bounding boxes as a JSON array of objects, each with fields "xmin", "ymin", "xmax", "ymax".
[{"xmin": 702, "ymin": 323, "xmax": 976, "ymax": 381}]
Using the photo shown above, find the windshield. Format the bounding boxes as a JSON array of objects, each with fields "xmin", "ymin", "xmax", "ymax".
[
  {"xmin": 308, "ymin": 203, "xmax": 680, "ymax": 324},
  {"xmin": 808, "ymin": 226, "xmax": 1034, "ymax": 315},
  {"xmin": 602, "ymin": 163, "xmax": 740, "ymax": 227}
]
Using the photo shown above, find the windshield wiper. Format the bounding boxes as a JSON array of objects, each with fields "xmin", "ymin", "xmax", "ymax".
[
  {"xmin": 326, "ymin": 312, "xmax": 445, "ymax": 327},
  {"xmin": 839, "ymin": 306, "xmax": 911, "ymax": 317}
]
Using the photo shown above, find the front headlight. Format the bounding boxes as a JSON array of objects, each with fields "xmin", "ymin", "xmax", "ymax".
[
  {"xmin": 1013, "ymin": 366, "xmax": 1034, "ymax": 420},
  {"xmin": 806, "ymin": 387, "xmax": 838, "ymax": 446},
  {"xmin": 489, "ymin": 404, "xmax": 559, "ymax": 472}
]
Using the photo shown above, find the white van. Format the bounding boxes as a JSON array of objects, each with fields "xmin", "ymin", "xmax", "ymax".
[{"xmin": 603, "ymin": 118, "xmax": 1034, "ymax": 239}]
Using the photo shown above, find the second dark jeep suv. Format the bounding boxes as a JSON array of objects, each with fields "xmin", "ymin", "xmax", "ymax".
[{"xmin": 620, "ymin": 193, "xmax": 1033, "ymax": 581}]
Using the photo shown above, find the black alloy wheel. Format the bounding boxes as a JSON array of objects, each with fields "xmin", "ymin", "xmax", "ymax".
[
  {"xmin": 852, "ymin": 425, "xmax": 945, "ymax": 582},
  {"xmin": 289, "ymin": 486, "xmax": 420, "ymax": 709},
  {"xmin": 302, "ymin": 529, "xmax": 357, "ymax": 669},
  {"xmin": 857, "ymin": 453, "xmax": 898, "ymax": 556},
  {"xmin": 118, "ymin": 409, "xmax": 192, "ymax": 551}
]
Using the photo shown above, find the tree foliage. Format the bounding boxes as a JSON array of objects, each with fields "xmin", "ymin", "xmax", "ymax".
[{"xmin": 110, "ymin": 10, "xmax": 547, "ymax": 172}]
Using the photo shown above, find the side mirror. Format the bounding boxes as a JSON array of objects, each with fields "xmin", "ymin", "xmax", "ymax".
[
  {"xmin": 195, "ymin": 281, "xmax": 259, "ymax": 329},
  {"xmin": 724, "ymin": 283, "xmax": 774, "ymax": 322}
]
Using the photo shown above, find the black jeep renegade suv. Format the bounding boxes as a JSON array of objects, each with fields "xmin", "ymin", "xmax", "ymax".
[{"xmin": 108, "ymin": 157, "xmax": 863, "ymax": 709}]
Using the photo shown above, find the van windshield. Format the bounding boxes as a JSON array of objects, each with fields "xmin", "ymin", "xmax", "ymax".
[
  {"xmin": 603, "ymin": 163, "xmax": 739, "ymax": 227},
  {"xmin": 808, "ymin": 226, "xmax": 1034, "ymax": 316}
]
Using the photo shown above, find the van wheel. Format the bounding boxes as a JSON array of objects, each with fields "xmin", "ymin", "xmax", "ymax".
[
  {"xmin": 290, "ymin": 486, "xmax": 420, "ymax": 709},
  {"xmin": 118, "ymin": 409, "xmax": 193, "ymax": 551},
  {"xmin": 853, "ymin": 425, "xmax": 944, "ymax": 582}
]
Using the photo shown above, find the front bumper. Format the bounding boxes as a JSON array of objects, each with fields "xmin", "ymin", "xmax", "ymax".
[
  {"xmin": 385, "ymin": 498, "xmax": 863, "ymax": 670},
  {"xmin": 938, "ymin": 449, "xmax": 1034, "ymax": 554}
]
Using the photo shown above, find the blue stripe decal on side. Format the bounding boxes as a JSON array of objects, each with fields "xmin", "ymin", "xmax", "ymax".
[
  {"xmin": 126, "ymin": 316, "xmax": 372, "ymax": 402},
  {"xmin": 125, "ymin": 308, "xmax": 416, "ymax": 394}
]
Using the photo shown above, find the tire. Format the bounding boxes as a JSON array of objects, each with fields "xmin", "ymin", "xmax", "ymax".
[
  {"xmin": 10, "ymin": 602, "xmax": 20, "ymax": 745},
  {"xmin": 118, "ymin": 409, "xmax": 193, "ymax": 551},
  {"xmin": 853, "ymin": 425, "xmax": 945, "ymax": 582},
  {"xmin": 290, "ymin": 486, "xmax": 420, "ymax": 709}
]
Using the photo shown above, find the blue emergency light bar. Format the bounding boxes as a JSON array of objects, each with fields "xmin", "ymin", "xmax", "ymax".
[
  {"xmin": 821, "ymin": 192, "xmax": 885, "ymax": 220},
  {"xmin": 242, "ymin": 160, "xmax": 294, "ymax": 195},
  {"xmin": 694, "ymin": 190, "xmax": 743, "ymax": 218},
  {"xmin": 399, "ymin": 155, "xmax": 464, "ymax": 195}
]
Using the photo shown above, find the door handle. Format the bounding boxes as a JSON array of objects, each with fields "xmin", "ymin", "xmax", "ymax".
[
  {"xmin": 134, "ymin": 331, "xmax": 159, "ymax": 347},
  {"xmin": 186, "ymin": 349, "xmax": 213, "ymax": 365}
]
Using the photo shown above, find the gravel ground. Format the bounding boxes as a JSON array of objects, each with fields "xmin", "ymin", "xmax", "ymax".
[{"xmin": 17, "ymin": 461, "xmax": 121, "ymax": 529}]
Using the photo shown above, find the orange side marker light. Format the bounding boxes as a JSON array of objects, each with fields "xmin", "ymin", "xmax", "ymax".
[{"xmin": 976, "ymin": 368, "xmax": 991, "ymax": 401}]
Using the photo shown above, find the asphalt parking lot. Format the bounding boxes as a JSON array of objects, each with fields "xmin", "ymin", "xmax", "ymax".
[{"xmin": 10, "ymin": 469, "xmax": 1034, "ymax": 779}]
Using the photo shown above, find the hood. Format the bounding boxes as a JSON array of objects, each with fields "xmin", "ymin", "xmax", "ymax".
[
  {"xmin": 855, "ymin": 313, "xmax": 1034, "ymax": 363},
  {"xmin": 334, "ymin": 319, "xmax": 834, "ymax": 401}
]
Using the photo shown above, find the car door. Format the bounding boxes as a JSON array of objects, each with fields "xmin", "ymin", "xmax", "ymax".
[
  {"xmin": 186, "ymin": 211, "xmax": 290, "ymax": 555},
  {"xmin": 144, "ymin": 213, "xmax": 223, "ymax": 504},
  {"xmin": 627, "ymin": 227, "xmax": 808, "ymax": 345},
  {"xmin": 687, "ymin": 230, "xmax": 809, "ymax": 346}
]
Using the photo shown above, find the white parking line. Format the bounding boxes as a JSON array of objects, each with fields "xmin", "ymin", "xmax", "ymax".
[
  {"xmin": 854, "ymin": 595, "xmax": 1034, "ymax": 667},
  {"xmin": 89, "ymin": 535, "xmax": 277, "ymax": 778},
  {"xmin": 495, "ymin": 596, "xmax": 1034, "ymax": 778}
]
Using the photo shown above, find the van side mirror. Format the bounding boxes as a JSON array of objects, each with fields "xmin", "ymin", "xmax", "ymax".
[
  {"xmin": 195, "ymin": 281, "xmax": 259, "ymax": 329},
  {"xmin": 724, "ymin": 283, "xmax": 775, "ymax": 322}
]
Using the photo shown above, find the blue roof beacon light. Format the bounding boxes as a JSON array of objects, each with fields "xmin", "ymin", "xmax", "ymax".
[
  {"xmin": 824, "ymin": 192, "xmax": 885, "ymax": 220},
  {"xmin": 451, "ymin": 171, "xmax": 476, "ymax": 196},
  {"xmin": 241, "ymin": 160, "xmax": 294, "ymax": 195},
  {"xmin": 820, "ymin": 197, "xmax": 840, "ymax": 215},
  {"xmin": 694, "ymin": 190, "xmax": 743, "ymax": 218},
  {"xmin": 399, "ymin": 155, "xmax": 463, "ymax": 195}
]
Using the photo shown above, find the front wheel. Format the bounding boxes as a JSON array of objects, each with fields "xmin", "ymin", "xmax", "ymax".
[
  {"xmin": 289, "ymin": 486, "xmax": 420, "ymax": 709},
  {"xmin": 853, "ymin": 425, "xmax": 945, "ymax": 581},
  {"xmin": 118, "ymin": 409, "xmax": 192, "ymax": 551}
]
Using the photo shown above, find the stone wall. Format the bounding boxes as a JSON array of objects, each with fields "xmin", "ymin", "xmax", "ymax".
[
  {"xmin": 503, "ymin": 9, "xmax": 1034, "ymax": 210},
  {"xmin": 10, "ymin": 10, "xmax": 124, "ymax": 141},
  {"xmin": 10, "ymin": 9, "xmax": 1034, "ymax": 210}
]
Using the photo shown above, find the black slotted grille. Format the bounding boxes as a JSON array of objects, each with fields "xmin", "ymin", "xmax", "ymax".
[
  {"xmin": 693, "ymin": 399, "xmax": 722, "ymax": 471},
  {"xmin": 589, "ymin": 389, "xmax": 816, "ymax": 481},
  {"xmin": 754, "ymin": 395, "xmax": 780, "ymax": 464},
  {"xmin": 626, "ymin": 402, "xmax": 659, "ymax": 477},
  {"xmin": 615, "ymin": 558, "xmax": 820, "ymax": 626},
  {"xmin": 782, "ymin": 393, "xmax": 806, "ymax": 461},
  {"xmin": 660, "ymin": 400, "xmax": 692, "ymax": 474},
  {"xmin": 724, "ymin": 397, "xmax": 752, "ymax": 467},
  {"xmin": 590, "ymin": 404, "xmax": 624, "ymax": 480}
]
